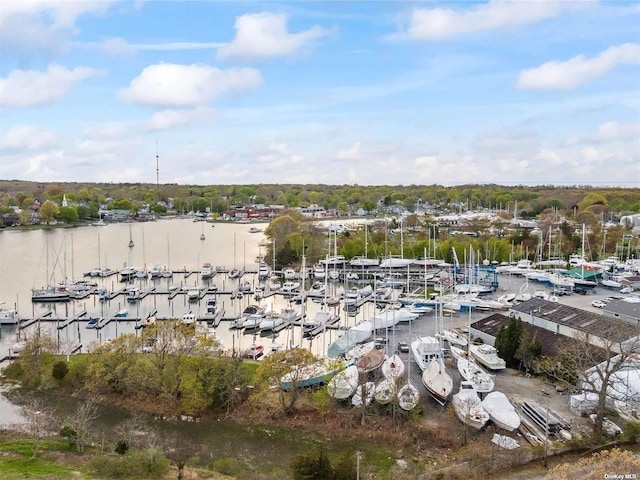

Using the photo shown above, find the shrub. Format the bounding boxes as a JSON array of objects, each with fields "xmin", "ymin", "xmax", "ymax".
[
  {"xmin": 90, "ymin": 448, "xmax": 170, "ymax": 479},
  {"xmin": 59, "ymin": 426, "xmax": 77, "ymax": 447},
  {"xmin": 115, "ymin": 439, "xmax": 129, "ymax": 455},
  {"xmin": 52, "ymin": 361, "xmax": 69, "ymax": 381},
  {"xmin": 211, "ymin": 456, "xmax": 245, "ymax": 476}
]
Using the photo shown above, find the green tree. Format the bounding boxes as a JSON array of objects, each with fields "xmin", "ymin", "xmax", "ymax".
[
  {"xmin": 333, "ymin": 450, "xmax": 357, "ymax": 480},
  {"xmin": 38, "ymin": 200, "xmax": 58, "ymax": 224},
  {"xmin": 290, "ymin": 447, "xmax": 334, "ymax": 480},
  {"xmin": 57, "ymin": 205, "xmax": 79, "ymax": 223},
  {"xmin": 494, "ymin": 316, "xmax": 524, "ymax": 368},
  {"xmin": 362, "ymin": 200, "xmax": 375, "ymax": 213}
]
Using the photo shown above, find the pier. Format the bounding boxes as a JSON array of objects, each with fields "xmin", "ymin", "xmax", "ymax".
[
  {"xmin": 20, "ymin": 311, "xmax": 52, "ymax": 330},
  {"xmin": 56, "ymin": 311, "xmax": 88, "ymax": 330}
]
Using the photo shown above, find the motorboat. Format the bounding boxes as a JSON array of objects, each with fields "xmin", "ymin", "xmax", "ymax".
[
  {"xmin": 119, "ymin": 265, "xmax": 137, "ymax": 281},
  {"xmin": 373, "ymin": 286, "xmax": 393, "ymax": 301},
  {"xmin": 228, "ymin": 268, "xmax": 244, "ymax": 279},
  {"xmin": 281, "ymin": 281, "xmax": 301, "ymax": 294},
  {"xmin": 411, "ymin": 336, "xmax": 440, "ymax": 371},
  {"xmin": 258, "ymin": 262, "xmax": 270, "ymax": 279},
  {"xmin": 452, "ymin": 381, "xmax": 490, "ymax": 429},
  {"xmin": 201, "ymin": 262, "xmax": 214, "ymax": 279},
  {"xmin": 449, "ymin": 345, "xmax": 468, "ymax": 362},
  {"xmin": 187, "ymin": 286, "xmax": 200, "ymax": 301},
  {"xmin": 379, "ymin": 256, "xmax": 414, "ymax": 269},
  {"xmin": 481, "ymin": 391, "xmax": 521, "ymax": 431},
  {"xmin": 371, "ymin": 309, "xmax": 417, "ymax": 330},
  {"xmin": 469, "ymin": 344, "xmax": 507, "ymax": 370},
  {"xmin": 327, "ymin": 364, "xmax": 359, "ymax": 400},
  {"xmin": 313, "ymin": 264, "xmax": 326, "ymax": 280},
  {"xmin": 182, "ymin": 311, "xmax": 197, "ymax": 325},
  {"xmin": 149, "ymin": 264, "xmax": 163, "ymax": 279},
  {"xmin": 457, "ymin": 358, "xmax": 495, "ymax": 393},
  {"xmin": 308, "ymin": 281, "xmax": 326, "ymax": 298},
  {"xmin": 302, "ymin": 310, "xmax": 337, "ymax": 337},
  {"xmin": 86, "ymin": 317, "xmax": 100, "ymax": 329},
  {"xmin": 349, "ymin": 320, "xmax": 373, "ymax": 342},
  {"xmin": 240, "ymin": 313, "xmax": 265, "ymax": 330},
  {"xmin": 350, "ymin": 256, "xmax": 379, "ymax": 268},
  {"xmin": 259, "ymin": 308, "xmax": 292, "ymax": 331},
  {"xmin": 422, "ymin": 357, "xmax": 453, "ymax": 406},
  {"xmin": 283, "ymin": 268, "xmax": 297, "ymax": 280},
  {"xmin": 0, "ymin": 302, "xmax": 20, "ymax": 325},
  {"xmin": 139, "ymin": 313, "xmax": 157, "ymax": 328},
  {"xmin": 242, "ymin": 344, "xmax": 264, "ymax": 360},
  {"xmin": 440, "ymin": 329, "xmax": 468, "ymax": 347},
  {"xmin": 126, "ymin": 284, "xmax": 141, "ymax": 302}
]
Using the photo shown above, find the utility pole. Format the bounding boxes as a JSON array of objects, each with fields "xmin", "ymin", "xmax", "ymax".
[{"xmin": 155, "ymin": 139, "xmax": 160, "ymax": 204}]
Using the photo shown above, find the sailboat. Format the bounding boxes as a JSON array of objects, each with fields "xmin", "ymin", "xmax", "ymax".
[
  {"xmin": 350, "ymin": 224, "xmax": 379, "ymax": 267},
  {"xmin": 162, "ymin": 236, "xmax": 173, "ymax": 278},
  {"xmin": 397, "ymin": 312, "xmax": 420, "ymax": 411},
  {"xmin": 32, "ymin": 234, "xmax": 70, "ymax": 302},
  {"xmin": 200, "ymin": 220, "xmax": 205, "ymax": 241},
  {"xmin": 128, "ymin": 223, "xmax": 134, "ymax": 248},
  {"xmin": 421, "ymin": 304, "xmax": 453, "ymax": 406}
]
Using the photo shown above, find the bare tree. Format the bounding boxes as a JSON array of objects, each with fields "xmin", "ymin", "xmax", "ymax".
[
  {"xmin": 253, "ymin": 349, "xmax": 319, "ymax": 416},
  {"xmin": 19, "ymin": 398, "xmax": 55, "ymax": 458},
  {"xmin": 65, "ymin": 401, "xmax": 99, "ymax": 452},
  {"xmin": 114, "ymin": 412, "xmax": 149, "ymax": 450},
  {"xmin": 561, "ymin": 332, "xmax": 640, "ymax": 442}
]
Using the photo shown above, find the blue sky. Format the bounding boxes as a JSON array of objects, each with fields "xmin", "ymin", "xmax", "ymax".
[{"xmin": 0, "ymin": 1, "xmax": 638, "ymax": 187}]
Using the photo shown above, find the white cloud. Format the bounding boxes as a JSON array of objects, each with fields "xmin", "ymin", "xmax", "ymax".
[
  {"xmin": 0, "ymin": 125, "xmax": 57, "ymax": 151},
  {"xmin": 119, "ymin": 63, "xmax": 262, "ymax": 107},
  {"xmin": 0, "ymin": 1, "xmax": 118, "ymax": 57},
  {"xmin": 0, "ymin": 64, "xmax": 100, "ymax": 107},
  {"xmin": 144, "ymin": 107, "xmax": 215, "ymax": 132},
  {"xmin": 415, "ymin": 156, "xmax": 437, "ymax": 168},
  {"xmin": 256, "ymin": 143, "xmax": 304, "ymax": 169},
  {"xmin": 564, "ymin": 121, "xmax": 640, "ymax": 145},
  {"xmin": 536, "ymin": 149, "xmax": 562, "ymax": 165},
  {"xmin": 581, "ymin": 146, "xmax": 601, "ymax": 164},
  {"xmin": 517, "ymin": 43, "xmax": 640, "ymax": 90},
  {"xmin": 217, "ymin": 12, "xmax": 329, "ymax": 60},
  {"xmin": 82, "ymin": 37, "xmax": 227, "ymax": 55},
  {"xmin": 336, "ymin": 141, "xmax": 361, "ymax": 160},
  {"xmin": 406, "ymin": 1, "xmax": 586, "ymax": 41}
]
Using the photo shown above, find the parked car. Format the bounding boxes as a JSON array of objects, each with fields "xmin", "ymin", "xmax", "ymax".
[
  {"xmin": 374, "ymin": 337, "xmax": 388, "ymax": 349},
  {"xmin": 397, "ymin": 341, "xmax": 410, "ymax": 353},
  {"xmin": 591, "ymin": 300, "xmax": 606, "ymax": 308},
  {"xmin": 621, "ymin": 286, "xmax": 634, "ymax": 294}
]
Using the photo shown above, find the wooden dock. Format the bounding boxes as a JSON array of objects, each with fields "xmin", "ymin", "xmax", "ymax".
[
  {"xmin": 20, "ymin": 311, "xmax": 52, "ymax": 330},
  {"xmin": 56, "ymin": 311, "xmax": 88, "ymax": 330}
]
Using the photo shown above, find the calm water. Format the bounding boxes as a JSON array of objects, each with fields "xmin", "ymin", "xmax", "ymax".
[{"xmin": 0, "ymin": 218, "xmax": 376, "ymax": 361}]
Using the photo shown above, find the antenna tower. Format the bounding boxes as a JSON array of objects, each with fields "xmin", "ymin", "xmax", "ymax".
[{"xmin": 155, "ymin": 139, "xmax": 160, "ymax": 203}]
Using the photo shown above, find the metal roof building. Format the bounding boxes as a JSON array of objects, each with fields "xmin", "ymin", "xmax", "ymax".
[{"xmin": 510, "ymin": 298, "xmax": 640, "ymax": 353}]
